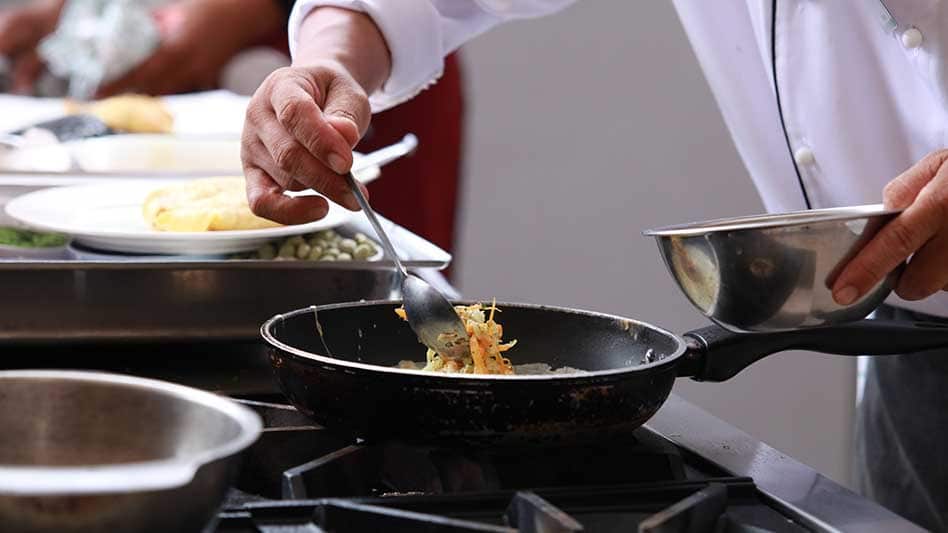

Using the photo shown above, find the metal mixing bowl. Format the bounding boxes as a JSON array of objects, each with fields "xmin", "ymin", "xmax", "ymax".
[
  {"xmin": 0, "ymin": 370, "xmax": 262, "ymax": 533},
  {"xmin": 643, "ymin": 204, "xmax": 904, "ymax": 333}
]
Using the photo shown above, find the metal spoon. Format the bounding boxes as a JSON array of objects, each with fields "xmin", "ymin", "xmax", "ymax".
[{"xmin": 342, "ymin": 135, "xmax": 471, "ymax": 361}]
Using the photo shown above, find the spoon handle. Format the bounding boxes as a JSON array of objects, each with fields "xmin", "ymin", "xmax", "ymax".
[{"xmin": 343, "ymin": 170, "xmax": 408, "ymax": 278}]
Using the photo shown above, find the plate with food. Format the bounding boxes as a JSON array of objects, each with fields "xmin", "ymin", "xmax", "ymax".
[
  {"xmin": 0, "ymin": 91, "xmax": 250, "ymax": 175},
  {"xmin": 4, "ymin": 169, "xmax": 378, "ymax": 255},
  {"xmin": 60, "ymin": 94, "xmax": 245, "ymax": 174}
]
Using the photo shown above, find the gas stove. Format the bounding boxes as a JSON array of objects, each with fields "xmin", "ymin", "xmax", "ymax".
[
  {"xmin": 198, "ymin": 394, "xmax": 920, "ymax": 533},
  {"xmin": 215, "ymin": 399, "xmax": 804, "ymax": 532},
  {"xmin": 4, "ymin": 341, "xmax": 924, "ymax": 533}
]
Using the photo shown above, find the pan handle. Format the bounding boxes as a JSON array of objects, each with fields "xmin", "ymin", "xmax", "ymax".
[{"xmin": 679, "ymin": 319, "xmax": 948, "ymax": 382}]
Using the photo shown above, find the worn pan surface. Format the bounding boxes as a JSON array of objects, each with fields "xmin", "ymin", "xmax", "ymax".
[{"xmin": 262, "ymin": 300, "xmax": 948, "ymax": 446}]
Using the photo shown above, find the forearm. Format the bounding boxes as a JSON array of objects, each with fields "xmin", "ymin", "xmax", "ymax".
[
  {"xmin": 288, "ymin": 0, "xmax": 573, "ymax": 111},
  {"xmin": 293, "ymin": 7, "xmax": 390, "ymax": 96}
]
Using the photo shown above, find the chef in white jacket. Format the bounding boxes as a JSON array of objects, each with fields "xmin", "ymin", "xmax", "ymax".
[{"xmin": 240, "ymin": 2, "xmax": 948, "ymax": 529}]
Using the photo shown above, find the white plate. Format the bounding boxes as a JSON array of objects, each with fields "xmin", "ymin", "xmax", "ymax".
[
  {"xmin": 5, "ymin": 179, "xmax": 365, "ymax": 255},
  {"xmin": 0, "ymin": 135, "xmax": 243, "ymax": 175},
  {"xmin": 67, "ymin": 135, "xmax": 243, "ymax": 174}
]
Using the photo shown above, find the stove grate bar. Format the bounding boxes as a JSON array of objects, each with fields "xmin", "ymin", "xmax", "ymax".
[
  {"xmin": 282, "ymin": 445, "xmax": 377, "ymax": 499},
  {"xmin": 638, "ymin": 483, "xmax": 728, "ymax": 533},
  {"xmin": 239, "ymin": 500, "xmax": 517, "ymax": 533},
  {"xmin": 505, "ymin": 491, "xmax": 584, "ymax": 532}
]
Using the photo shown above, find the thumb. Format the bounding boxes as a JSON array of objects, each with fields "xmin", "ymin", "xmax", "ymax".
[
  {"xmin": 326, "ymin": 113, "xmax": 370, "ymax": 200},
  {"xmin": 326, "ymin": 114, "xmax": 361, "ymax": 148},
  {"xmin": 321, "ymin": 75, "xmax": 371, "ymax": 148}
]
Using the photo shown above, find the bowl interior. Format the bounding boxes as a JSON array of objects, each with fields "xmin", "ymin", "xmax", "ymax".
[
  {"xmin": 0, "ymin": 375, "xmax": 247, "ymax": 466},
  {"xmin": 648, "ymin": 209, "xmax": 901, "ymax": 331}
]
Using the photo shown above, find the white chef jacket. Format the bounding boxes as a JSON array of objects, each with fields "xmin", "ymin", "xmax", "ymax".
[{"xmin": 289, "ymin": 0, "xmax": 948, "ymax": 318}]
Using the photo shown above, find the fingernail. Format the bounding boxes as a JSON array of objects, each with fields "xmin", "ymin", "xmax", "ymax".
[
  {"xmin": 328, "ymin": 153, "xmax": 348, "ymax": 174},
  {"xmin": 834, "ymin": 285, "xmax": 859, "ymax": 305},
  {"xmin": 896, "ymin": 285, "xmax": 923, "ymax": 301}
]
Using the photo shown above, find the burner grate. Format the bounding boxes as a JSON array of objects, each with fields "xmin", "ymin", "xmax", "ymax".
[
  {"xmin": 271, "ymin": 432, "xmax": 686, "ymax": 500},
  {"xmin": 217, "ymin": 480, "xmax": 803, "ymax": 533},
  {"xmin": 219, "ymin": 400, "xmax": 810, "ymax": 532}
]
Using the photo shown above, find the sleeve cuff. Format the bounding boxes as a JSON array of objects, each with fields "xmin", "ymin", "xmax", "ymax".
[{"xmin": 288, "ymin": 0, "xmax": 446, "ymax": 113}]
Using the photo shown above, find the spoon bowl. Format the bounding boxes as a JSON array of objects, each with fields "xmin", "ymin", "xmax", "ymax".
[{"xmin": 342, "ymin": 134, "xmax": 470, "ymax": 360}]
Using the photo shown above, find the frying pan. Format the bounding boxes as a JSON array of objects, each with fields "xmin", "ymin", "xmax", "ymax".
[{"xmin": 262, "ymin": 300, "xmax": 948, "ymax": 446}]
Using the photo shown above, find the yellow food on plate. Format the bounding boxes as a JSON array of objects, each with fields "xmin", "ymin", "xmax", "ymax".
[
  {"xmin": 143, "ymin": 177, "xmax": 281, "ymax": 232},
  {"xmin": 396, "ymin": 302, "xmax": 517, "ymax": 375},
  {"xmin": 65, "ymin": 94, "xmax": 173, "ymax": 134}
]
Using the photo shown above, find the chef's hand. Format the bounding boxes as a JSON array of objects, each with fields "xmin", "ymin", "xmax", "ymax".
[
  {"xmin": 96, "ymin": 0, "xmax": 285, "ymax": 97},
  {"xmin": 241, "ymin": 7, "xmax": 390, "ymax": 224},
  {"xmin": 0, "ymin": 0, "xmax": 64, "ymax": 94},
  {"xmin": 832, "ymin": 149, "xmax": 948, "ymax": 304}
]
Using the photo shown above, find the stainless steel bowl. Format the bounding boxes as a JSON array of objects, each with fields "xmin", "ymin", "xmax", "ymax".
[
  {"xmin": 0, "ymin": 370, "xmax": 262, "ymax": 533},
  {"xmin": 643, "ymin": 204, "xmax": 904, "ymax": 332}
]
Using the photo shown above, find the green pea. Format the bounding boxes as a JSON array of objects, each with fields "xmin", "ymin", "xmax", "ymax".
[
  {"xmin": 337, "ymin": 252, "xmax": 352, "ymax": 261},
  {"xmin": 257, "ymin": 244, "xmax": 276, "ymax": 260},
  {"xmin": 320, "ymin": 254, "xmax": 337, "ymax": 261},
  {"xmin": 354, "ymin": 232, "xmax": 370, "ymax": 244},
  {"xmin": 353, "ymin": 243, "xmax": 375, "ymax": 260},
  {"xmin": 308, "ymin": 247, "xmax": 323, "ymax": 260},
  {"xmin": 339, "ymin": 238, "xmax": 357, "ymax": 253},
  {"xmin": 287, "ymin": 235, "xmax": 305, "ymax": 246},
  {"xmin": 296, "ymin": 243, "xmax": 312, "ymax": 259},
  {"xmin": 277, "ymin": 242, "xmax": 296, "ymax": 258}
]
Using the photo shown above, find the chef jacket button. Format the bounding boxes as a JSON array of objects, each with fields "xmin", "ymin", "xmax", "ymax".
[
  {"xmin": 901, "ymin": 28, "xmax": 923, "ymax": 49},
  {"xmin": 794, "ymin": 147, "xmax": 815, "ymax": 166}
]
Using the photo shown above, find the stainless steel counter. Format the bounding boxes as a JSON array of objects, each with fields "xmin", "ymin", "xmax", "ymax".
[{"xmin": 647, "ymin": 394, "xmax": 926, "ymax": 533}]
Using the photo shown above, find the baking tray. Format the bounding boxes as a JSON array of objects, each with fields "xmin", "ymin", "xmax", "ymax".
[{"xmin": 0, "ymin": 216, "xmax": 451, "ymax": 344}]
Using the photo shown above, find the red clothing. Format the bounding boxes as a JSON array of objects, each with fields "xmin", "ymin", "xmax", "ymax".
[{"xmin": 356, "ymin": 54, "xmax": 465, "ymax": 275}]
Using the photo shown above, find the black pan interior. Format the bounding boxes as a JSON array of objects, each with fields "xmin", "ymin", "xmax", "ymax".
[{"xmin": 270, "ymin": 301, "xmax": 684, "ymax": 373}]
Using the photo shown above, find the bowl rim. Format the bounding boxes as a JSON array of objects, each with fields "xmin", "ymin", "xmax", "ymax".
[
  {"xmin": 0, "ymin": 370, "xmax": 262, "ymax": 495},
  {"xmin": 642, "ymin": 204, "xmax": 903, "ymax": 237}
]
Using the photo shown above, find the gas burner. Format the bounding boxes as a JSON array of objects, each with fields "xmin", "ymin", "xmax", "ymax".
[{"xmin": 217, "ymin": 399, "xmax": 810, "ymax": 532}]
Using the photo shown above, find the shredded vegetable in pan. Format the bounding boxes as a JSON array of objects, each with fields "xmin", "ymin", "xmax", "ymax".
[{"xmin": 396, "ymin": 301, "xmax": 518, "ymax": 375}]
